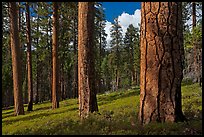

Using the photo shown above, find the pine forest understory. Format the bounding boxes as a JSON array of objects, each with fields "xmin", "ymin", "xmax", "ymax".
[{"xmin": 2, "ymin": 2, "xmax": 202, "ymax": 135}]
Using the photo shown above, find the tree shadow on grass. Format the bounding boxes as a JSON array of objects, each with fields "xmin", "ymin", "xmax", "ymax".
[
  {"xmin": 2, "ymin": 113, "xmax": 14, "ymax": 119},
  {"xmin": 2, "ymin": 106, "xmax": 78, "ymax": 125},
  {"xmin": 34, "ymin": 106, "xmax": 52, "ymax": 111},
  {"xmin": 97, "ymin": 89, "xmax": 140, "ymax": 106},
  {"xmin": 2, "ymin": 110, "xmax": 14, "ymax": 115}
]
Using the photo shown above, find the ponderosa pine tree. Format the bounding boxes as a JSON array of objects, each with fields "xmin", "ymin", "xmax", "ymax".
[
  {"xmin": 192, "ymin": 2, "xmax": 199, "ymax": 84},
  {"xmin": 78, "ymin": 2, "xmax": 98, "ymax": 119},
  {"xmin": 94, "ymin": 2, "xmax": 107, "ymax": 94},
  {"xmin": 9, "ymin": 2, "xmax": 24, "ymax": 116},
  {"xmin": 26, "ymin": 2, "xmax": 34, "ymax": 111},
  {"xmin": 52, "ymin": 2, "xmax": 59, "ymax": 109},
  {"xmin": 110, "ymin": 18, "xmax": 123, "ymax": 91},
  {"xmin": 124, "ymin": 24, "xmax": 140, "ymax": 86},
  {"xmin": 139, "ymin": 2, "xmax": 186, "ymax": 125}
]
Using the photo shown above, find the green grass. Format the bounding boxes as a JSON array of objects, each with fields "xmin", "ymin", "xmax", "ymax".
[{"xmin": 2, "ymin": 83, "xmax": 202, "ymax": 135}]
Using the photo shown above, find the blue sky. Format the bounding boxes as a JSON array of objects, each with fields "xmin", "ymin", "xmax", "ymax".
[
  {"xmin": 102, "ymin": 2, "xmax": 141, "ymax": 46},
  {"xmin": 102, "ymin": 2, "xmax": 141, "ymax": 23}
]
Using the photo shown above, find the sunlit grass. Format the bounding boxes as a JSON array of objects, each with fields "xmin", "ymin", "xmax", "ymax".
[{"xmin": 2, "ymin": 83, "xmax": 202, "ymax": 135}]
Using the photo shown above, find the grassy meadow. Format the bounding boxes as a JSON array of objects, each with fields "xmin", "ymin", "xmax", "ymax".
[{"xmin": 2, "ymin": 83, "xmax": 202, "ymax": 135}]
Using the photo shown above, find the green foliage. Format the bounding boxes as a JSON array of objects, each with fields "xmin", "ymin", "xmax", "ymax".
[
  {"xmin": 2, "ymin": 83, "xmax": 202, "ymax": 135},
  {"xmin": 182, "ymin": 83, "xmax": 202, "ymax": 120},
  {"xmin": 184, "ymin": 23, "xmax": 202, "ymax": 50}
]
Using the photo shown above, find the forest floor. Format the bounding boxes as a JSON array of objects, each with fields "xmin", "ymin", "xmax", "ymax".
[{"xmin": 2, "ymin": 83, "xmax": 202, "ymax": 135}]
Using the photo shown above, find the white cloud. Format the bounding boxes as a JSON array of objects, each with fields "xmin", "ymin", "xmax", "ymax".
[
  {"xmin": 104, "ymin": 9, "xmax": 141, "ymax": 47},
  {"xmin": 104, "ymin": 21, "xmax": 113, "ymax": 47},
  {"xmin": 118, "ymin": 9, "xmax": 141, "ymax": 37}
]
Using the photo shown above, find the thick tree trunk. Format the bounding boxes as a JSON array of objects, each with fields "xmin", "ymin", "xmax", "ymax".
[
  {"xmin": 139, "ymin": 2, "xmax": 186, "ymax": 125},
  {"xmin": 78, "ymin": 2, "xmax": 98, "ymax": 119},
  {"xmin": 9, "ymin": 2, "xmax": 24, "ymax": 116},
  {"xmin": 52, "ymin": 2, "xmax": 59, "ymax": 109},
  {"xmin": 26, "ymin": 2, "xmax": 33, "ymax": 111}
]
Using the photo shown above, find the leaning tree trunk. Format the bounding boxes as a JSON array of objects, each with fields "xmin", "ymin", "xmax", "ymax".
[
  {"xmin": 78, "ymin": 2, "xmax": 98, "ymax": 119},
  {"xmin": 26, "ymin": 2, "xmax": 33, "ymax": 111},
  {"xmin": 9, "ymin": 2, "xmax": 24, "ymax": 116},
  {"xmin": 52, "ymin": 2, "xmax": 59, "ymax": 109},
  {"xmin": 139, "ymin": 2, "xmax": 186, "ymax": 125}
]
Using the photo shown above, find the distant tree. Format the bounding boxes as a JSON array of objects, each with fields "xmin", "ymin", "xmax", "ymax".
[
  {"xmin": 192, "ymin": 2, "xmax": 200, "ymax": 84},
  {"xmin": 182, "ymin": 2, "xmax": 202, "ymax": 85},
  {"xmin": 9, "ymin": 2, "xmax": 25, "ymax": 115},
  {"xmin": 78, "ymin": 2, "xmax": 98, "ymax": 119},
  {"xmin": 124, "ymin": 24, "xmax": 140, "ymax": 86},
  {"xmin": 139, "ymin": 2, "xmax": 186, "ymax": 125},
  {"xmin": 94, "ymin": 2, "xmax": 107, "ymax": 94},
  {"xmin": 2, "ymin": 2, "xmax": 14, "ymax": 108},
  {"xmin": 110, "ymin": 18, "xmax": 123, "ymax": 91},
  {"xmin": 52, "ymin": 2, "xmax": 59, "ymax": 109}
]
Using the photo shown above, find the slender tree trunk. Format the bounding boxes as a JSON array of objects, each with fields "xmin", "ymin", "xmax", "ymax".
[
  {"xmin": 9, "ymin": 2, "xmax": 24, "ymax": 116},
  {"xmin": 78, "ymin": 2, "xmax": 98, "ymax": 119},
  {"xmin": 115, "ymin": 69, "xmax": 119, "ymax": 91},
  {"xmin": 49, "ymin": 17, "xmax": 53, "ymax": 103},
  {"xmin": 139, "ymin": 2, "xmax": 186, "ymax": 125},
  {"xmin": 52, "ymin": 2, "xmax": 59, "ymax": 109},
  {"xmin": 192, "ymin": 2, "xmax": 198, "ymax": 83},
  {"xmin": 18, "ymin": 2, "xmax": 25, "ymax": 102},
  {"xmin": 131, "ymin": 45, "xmax": 136, "ymax": 86},
  {"xmin": 192, "ymin": 2, "xmax": 196, "ymax": 28},
  {"xmin": 73, "ymin": 19, "xmax": 78, "ymax": 98},
  {"xmin": 35, "ymin": 16, "xmax": 39, "ymax": 104},
  {"xmin": 116, "ymin": 44, "xmax": 120, "ymax": 90},
  {"xmin": 36, "ymin": 53, "xmax": 39, "ymax": 104},
  {"xmin": 26, "ymin": 2, "xmax": 33, "ymax": 111},
  {"xmin": 135, "ymin": 70, "xmax": 138, "ymax": 86},
  {"xmin": 98, "ymin": 22, "xmax": 102, "ymax": 93},
  {"xmin": 23, "ymin": 64, "xmax": 28, "ymax": 104},
  {"xmin": 61, "ymin": 66, "xmax": 65, "ymax": 100}
]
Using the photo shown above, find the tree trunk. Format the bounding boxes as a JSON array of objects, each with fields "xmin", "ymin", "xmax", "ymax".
[
  {"xmin": 18, "ymin": 2, "xmax": 25, "ymax": 101},
  {"xmin": 35, "ymin": 16, "xmax": 39, "ymax": 104},
  {"xmin": 115, "ymin": 69, "xmax": 119, "ymax": 91},
  {"xmin": 192, "ymin": 2, "xmax": 196, "ymax": 28},
  {"xmin": 26, "ymin": 2, "xmax": 33, "ymax": 111},
  {"xmin": 73, "ymin": 19, "xmax": 78, "ymax": 98},
  {"xmin": 78, "ymin": 2, "xmax": 98, "ymax": 119},
  {"xmin": 192, "ymin": 2, "xmax": 198, "ymax": 83},
  {"xmin": 49, "ymin": 17, "xmax": 53, "ymax": 103},
  {"xmin": 135, "ymin": 70, "xmax": 138, "ymax": 86},
  {"xmin": 9, "ymin": 2, "xmax": 24, "ymax": 116},
  {"xmin": 139, "ymin": 2, "xmax": 186, "ymax": 125},
  {"xmin": 52, "ymin": 2, "xmax": 59, "ymax": 109},
  {"xmin": 61, "ymin": 67, "xmax": 65, "ymax": 100},
  {"xmin": 23, "ymin": 65, "xmax": 28, "ymax": 104},
  {"xmin": 130, "ymin": 44, "xmax": 136, "ymax": 86}
]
